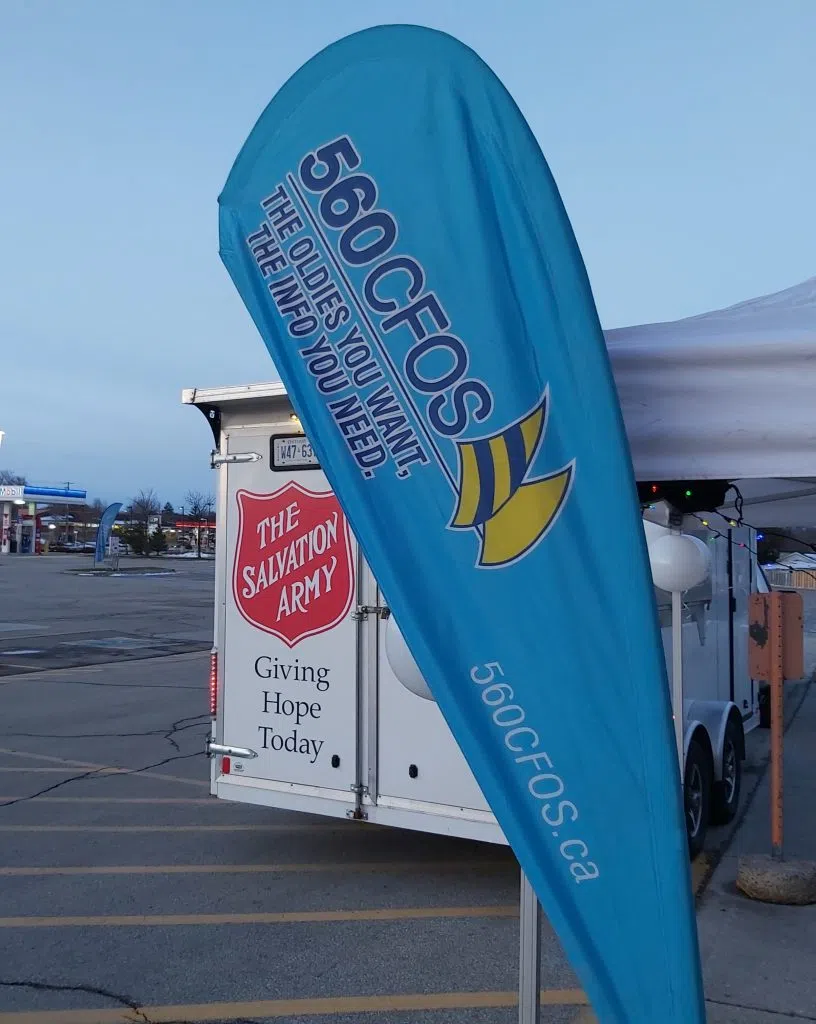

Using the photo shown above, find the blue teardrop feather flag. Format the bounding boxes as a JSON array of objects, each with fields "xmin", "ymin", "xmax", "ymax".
[
  {"xmin": 94, "ymin": 502, "xmax": 122, "ymax": 565},
  {"xmin": 218, "ymin": 25, "xmax": 705, "ymax": 1022}
]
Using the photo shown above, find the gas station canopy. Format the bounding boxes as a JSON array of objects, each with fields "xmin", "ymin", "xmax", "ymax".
[
  {"xmin": 0, "ymin": 485, "xmax": 88, "ymax": 506},
  {"xmin": 1, "ymin": 485, "xmax": 89, "ymax": 555}
]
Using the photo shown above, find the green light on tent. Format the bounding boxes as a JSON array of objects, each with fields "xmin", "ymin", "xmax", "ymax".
[{"xmin": 685, "ymin": 489, "xmax": 693, "ymax": 498}]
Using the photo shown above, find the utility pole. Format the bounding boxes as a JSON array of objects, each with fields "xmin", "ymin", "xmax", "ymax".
[{"xmin": 64, "ymin": 482, "xmax": 72, "ymax": 546}]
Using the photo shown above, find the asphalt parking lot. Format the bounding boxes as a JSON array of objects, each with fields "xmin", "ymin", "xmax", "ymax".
[
  {"xmin": 4, "ymin": 554, "xmax": 806, "ymax": 1023},
  {"xmin": 0, "ymin": 554, "xmax": 587, "ymax": 1024}
]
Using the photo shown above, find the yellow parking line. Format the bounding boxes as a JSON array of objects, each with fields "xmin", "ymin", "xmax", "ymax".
[
  {"xmin": 0, "ymin": 767, "xmax": 123, "ymax": 774},
  {"xmin": 0, "ymin": 747, "xmax": 208, "ymax": 788},
  {"xmin": 0, "ymin": 823, "xmax": 351, "ymax": 833},
  {"xmin": 692, "ymin": 853, "xmax": 710, "ymax": 895},
  {"xmin": 0, "ymin": 747, "xmax": 133, "ymax": 769},
  {"xmin": 0, "ymin": 796, "xmax": 217, "ymax": 803},
  {"xmin": 0, "ymin": 858, "xmax": 511, "ymax": 877},
  {"xmin": 0, "ymin": 905, "xmax": 517, "ymax": 928},
  {"xmin": 0, "ymin": 987, "xmax": 588, "ymax": 1023}
]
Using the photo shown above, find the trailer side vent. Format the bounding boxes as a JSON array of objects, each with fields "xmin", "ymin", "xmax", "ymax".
[
  {"xmin": 331, "ymin": 755, "xmax": 340, "ymax": 768},
  {"xmin": 408, "ymin": 764, "xmax": 419, "ymax": 779}
]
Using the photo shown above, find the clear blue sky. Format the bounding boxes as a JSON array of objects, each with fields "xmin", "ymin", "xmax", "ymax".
[{"xmin": 1, "ymin": 1, "xmax": 813, "ymax": 506}]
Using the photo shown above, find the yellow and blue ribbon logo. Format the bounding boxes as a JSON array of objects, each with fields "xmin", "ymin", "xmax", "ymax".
[{"xmin": 451, "ymin": 390, "xmax": 573, "ymax": 567}]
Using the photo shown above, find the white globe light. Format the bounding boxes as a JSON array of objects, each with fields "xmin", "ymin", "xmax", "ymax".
[
  {"xmin": 648, "ymin": 532, "xmax": 710, "ymax": 593},
  {"xmin": 384, "ymin": 615, "xmax": 436, "ymax": 702},
  {"xmin": 642, "ymin": 518, "xmax": 670, "ymax": 550}
]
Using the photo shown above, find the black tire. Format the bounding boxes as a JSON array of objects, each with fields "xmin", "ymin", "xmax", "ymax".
[
  {"xmin": 710, "ymin": 718, "xmax": 743, "ymax": 825},
  {"xmin": 684, "ymin": 736, "xmax": 712, "ymax": 860}
]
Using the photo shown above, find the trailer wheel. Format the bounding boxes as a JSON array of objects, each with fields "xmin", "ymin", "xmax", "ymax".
[
  {"xmin": 710, "ymin": 718, "xmax": 742, "ymax": 825},
  {"xmin": 684, "ymin": 737, "xmax": 711, "ymax": 859}
]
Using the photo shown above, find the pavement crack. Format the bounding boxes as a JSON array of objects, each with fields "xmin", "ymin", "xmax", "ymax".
[
  {"xmin": 145, "ymin": 1020, "xmax": 258, "ymax": 1024},
  {"xmin": 706, "ymin": 996, "xmax": 816, "ymax": 1020},
  {"xmin": 162, "ymin": 714, "xmax": 211, "ymax": 753},
  {"xmin": 0, "ymin": 766, "xmax": 114, "ymax": 807},
  {"xmin": 0, "ymin": 726, "xmax": 201, "ymax": 740},
  {"xmin": 123, "ymin": 750, "xmax": 205, "ymax": 779},
  {"xmin": 0, "ymin": 977, "xmax": 151, "ymax": 1019},
  {"xmin": 0, "ymin": 751, "xmax": 204, "ymax": 808},
  {"xmin": 0, "ymin": 716, "xmax": 210, "ymax": 753},
  {"xmin": 40, "ymin": 679, "xmax": 203, "ymax": 690},
  {"xmin": 152, "ymin": 1019, "xmax": 258, "ymax": 1024}
]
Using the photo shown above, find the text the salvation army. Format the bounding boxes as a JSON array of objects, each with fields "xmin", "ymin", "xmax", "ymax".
[{"xmin": 241, "ymin": 498, "xmax": 340, "ymax": 621}]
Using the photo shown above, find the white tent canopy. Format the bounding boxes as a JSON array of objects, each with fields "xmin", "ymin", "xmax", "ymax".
[{"xmin": 605, "ymin": 276, "xmax": 816, "ymax": 526}]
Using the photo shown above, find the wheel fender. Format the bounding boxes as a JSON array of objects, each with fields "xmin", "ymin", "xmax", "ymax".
[
  {"xmin": 683, "ymin": 718, "xmax": 702, "ymax": 763},
  {"xmin": 685, "ymin": 700, "xmax": 744, "ymax": 782},
  {"xmin": 683, "ymin": 719, "xmax": 711, "ymax": 768}
]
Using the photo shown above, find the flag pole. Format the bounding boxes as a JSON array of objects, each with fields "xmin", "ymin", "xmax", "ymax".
[{"xmin": 519, "ymin": 868, "xmax": 541, "ymax": 1023}]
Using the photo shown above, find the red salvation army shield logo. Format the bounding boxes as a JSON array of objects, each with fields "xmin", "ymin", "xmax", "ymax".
[{"xmin": 232, "ymin": 485, "xmax": 355, "ymax": 647}]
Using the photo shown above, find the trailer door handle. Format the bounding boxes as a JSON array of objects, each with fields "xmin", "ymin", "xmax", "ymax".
[
  {"xmin": 211, "ymin": 451, "xmax": 262, "ymax": 467},
  {"xmin": 206, "ymin": 741, "xmax": 258, "ymax": 759}
]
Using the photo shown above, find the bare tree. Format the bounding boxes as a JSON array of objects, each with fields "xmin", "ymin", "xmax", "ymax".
[
  {"xmin": 0, "ymin": 470, "xmax": 25, "ymax": 485},
  {"xmin": 184, "ymin": 490, "xmax": 214, "ymax": 558},
  {"xmin": 129, "ymin": 488, "xmax": 161, "ymax": 526},
  {"xmin": 121, "ymin": 489, "xmax": 161, "ymax": 557},
  {"xmin": 78, "ymin": 499, "xmax": 106, "ymax": 548},
  {"xmin": 183, "ymin": 490, "xmax": 212, "ymax": 519}
]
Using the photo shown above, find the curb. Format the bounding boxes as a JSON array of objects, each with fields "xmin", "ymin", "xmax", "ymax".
[{"xmin": 695, "ymin": 674, "xmax": 813, "ymax": 904}]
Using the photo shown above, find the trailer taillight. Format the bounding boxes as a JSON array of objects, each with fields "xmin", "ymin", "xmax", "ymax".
[{"xmin": 209, "ymin": 648, "xmax": 218, "ymax": 717}]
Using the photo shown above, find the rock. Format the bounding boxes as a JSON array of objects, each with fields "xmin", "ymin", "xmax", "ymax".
[{"xmin": 736, "ymin": 854, "xmax": 816, "ymax": 905}]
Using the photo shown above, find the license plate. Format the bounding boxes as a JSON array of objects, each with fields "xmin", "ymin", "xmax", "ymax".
[{"xmin": 271, "ymin": 435, "xmax": 319, "ymax": 470}]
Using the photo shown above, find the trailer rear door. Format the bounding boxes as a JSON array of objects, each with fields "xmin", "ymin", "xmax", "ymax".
[
  {"xmin": 361, "ymin": 591, "xmax": 500, "ymax": 842},
  {"xmin": 218, "ymin": 428, "xmax": 360, "ymax": 803}
]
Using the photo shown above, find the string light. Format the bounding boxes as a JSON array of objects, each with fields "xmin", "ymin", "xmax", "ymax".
[
  {"xmin": 638, "ymin": 480, "xmax": 729, "ymax": 515},
  {"xmin": 638, "ymin": 482, "xmax": 816, "ymax": 589},
  {"xmin": 687, "ymin": 483, "xmax": 816, "ymax": 590}
]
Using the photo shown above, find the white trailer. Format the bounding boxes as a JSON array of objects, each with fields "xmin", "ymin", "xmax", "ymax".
[{"xmin": 183, "ymin": 379, "xmax": 760, "ymax": 858}]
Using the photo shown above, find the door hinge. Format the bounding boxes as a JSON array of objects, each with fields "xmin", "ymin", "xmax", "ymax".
[
  {"xmin": 352, "ymin": 604, "xmax": 391, "ymax": 621},
  {"xmin": 347, "ymin": 781, "xmax": 369, "ymax": 819},
  {"xmin": 211, "ymin": 451, "xmax": 262, "ymax": 468}
]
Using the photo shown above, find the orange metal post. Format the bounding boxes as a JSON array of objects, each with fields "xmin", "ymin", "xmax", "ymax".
[
  {"xmin": 769, "ymin": 591, "xmax": 785, "ymax": 861},
  {"xmin": 748, "ymin": 589, "xmax": 803, "ymax": 863}
]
